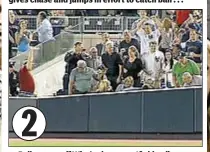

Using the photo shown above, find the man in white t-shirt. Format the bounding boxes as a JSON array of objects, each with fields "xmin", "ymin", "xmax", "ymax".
[{"xmin": 136, "ymin": 19, "xmax": 160, "ymax": 56}]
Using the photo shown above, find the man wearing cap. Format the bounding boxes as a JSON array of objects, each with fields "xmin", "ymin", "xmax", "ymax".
[
  {"xmin": 63, "ymin": 41, "xmax": 86, "ymax": 94},
  {"xmin": 9, "ymin": 62, "xmax": 19, "ymax": 96},
  {"xmin": 172, "ymin": 52, "xmax": 200, "ymax": 87},
  {"xmin": 69, "ymin": 60, "xmax": 98, "ymax": 95}
]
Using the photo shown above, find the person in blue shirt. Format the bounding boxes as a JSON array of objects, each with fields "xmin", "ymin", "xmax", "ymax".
[{"xmin": 15, "ymin": 20, "xmax": 31, "ymax": 53}]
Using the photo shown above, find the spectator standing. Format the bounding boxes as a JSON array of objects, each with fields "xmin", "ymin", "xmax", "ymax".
[
  {"xmin": 96, "ymin": 33, "xmax": 110, "ymax": 56},
  {"xmin": 172, "ymin": 52, "xmax": 200, "ymax": 87},
  {"xmin": 19, "ymin": 62, "xmax": 35, "ymax": 95},
  {"xmin": 102, "ymin": 41, "xmax": 123, "ymax": 90},
  {"xmin": 9, "ymin": 62, "xmax": 19, "ymax": 96},
  {"xmin": 131, "ymin": 10, "xmax": 149, "ymax": 35},
  {"xmin": 63, "ymin": 42, "xmax": 85, "ymax": 94},
  {"xmin": 185, "ymin": 29, "xmax": 202, "ymax": 64},
  {"xmin": 176, "ymin": 10, "xmax": 191, "ymax": 26},
  {"xmin": 159, "ymin": 18, "xmax": 173, "ymax": 52},
  {"xmin": 123, "ymin": 46, "xmax": 143, "ymax": 87},
  {"xmin": 9, "ymin": 10, "xmax": 19, "ymax": 58},
  {"xmin": 119, "ymin": 30, "xmax": 140, "ymax": 60},
  {"xmin": 163, "ymin": 50, "xmax": 177, "ymax": 87},
  {"xmin": 50, "ymin": 10, "xmax": 68, "ymax": 36},
  {"xmin": 86, "ymin": 47, "xmax": 102, "ymax": 70},
  {"xmin": 69, "ymin": 60, "xmax": 98, "ymax": 95},
  {"xmin": 182, "ymin": 72, "xmax": 202, "ymax": 87},
  {"xmin": 142, "ymin": 41, "xmax": 165, "ymax": 88},
  {"xmin": 15, "ymin": 20, "xmax": 31, "ymax": 53},
  {"xmin": 136, "ymin": 19, "xmax": 160, "ymax": 58},
  {"xmin": 35, "ymin": 11, "xmax": 54, "ymax": 43}
]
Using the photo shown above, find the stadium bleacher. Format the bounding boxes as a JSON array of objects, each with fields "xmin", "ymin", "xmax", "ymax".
[{"xmin": 8, "ymin": 9, "xmax": 203, "ymax": 97}]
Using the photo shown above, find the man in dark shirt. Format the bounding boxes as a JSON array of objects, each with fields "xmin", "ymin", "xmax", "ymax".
[
  {"xmin": 9, "ymin": 10, "xmax": 19, "ymax": 58},
  {"xmin": 185, "ymin": 30, "xmax": 202, "ymax": 63},
  {"xmin": 102, "ymin": 41, "xmax": 123, "ymax": 90},
  {"xmin": 63, "ymin": 41, "xmax": 85, "ymax": 94},
  {"xmin": 96, "ymin": 33, "xmax": 110, "ymax": 56},
  {"xmin": 119, "ymin": 30, "xmax": 140, "ymax": 60},
  {"xmin": 9, "ymin": 62, "xmax": 19, "ymax": 96}
]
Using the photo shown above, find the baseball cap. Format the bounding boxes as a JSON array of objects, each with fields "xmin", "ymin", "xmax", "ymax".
[
  {"xmin": 9, "ymin": 61, "xmax": 15, "ymax": 68},
  {"xmin": 179, "ymin": 51, "xmax": 186, "ymax": 58}
]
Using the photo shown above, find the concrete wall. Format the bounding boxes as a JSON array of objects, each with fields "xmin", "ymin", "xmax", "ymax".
[{"xmin": 9, "ymin": 87, "xmax": 202, "ymax": 133}]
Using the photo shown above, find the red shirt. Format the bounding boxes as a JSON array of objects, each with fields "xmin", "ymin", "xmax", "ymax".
[
  {"xmin": 19, "ymin": 65, "xmax": 35, "ymax": 93},
  {"xmin": 176, "ymin": 10, "xmax": 191, "ymax": 26}
]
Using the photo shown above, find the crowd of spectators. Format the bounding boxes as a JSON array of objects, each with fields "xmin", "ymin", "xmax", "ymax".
[{"xmin": 8, "ymin": 9, "xmax": 203, "ymax": 96}]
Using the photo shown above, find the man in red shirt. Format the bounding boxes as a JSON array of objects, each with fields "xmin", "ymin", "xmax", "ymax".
[
  {"xmin": 176, "ymin": 10, "xmax": 191, "ymax": 26},
  {"xmin": 19, "ymin": 61, "xmax": 35, "ymax": 95}
]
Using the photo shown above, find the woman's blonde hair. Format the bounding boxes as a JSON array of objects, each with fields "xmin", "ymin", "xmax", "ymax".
[
  {"xmin": 124, "ymin": 76, "xmax": 134, "ymax": 87},
  {"xmin": 162, "ymin": 18, "xmax": 172, "ymax": 32},
  {"xmin": 98, "ymin": 79, "xmax": 111, "ymax": 92},
  {"xmin": 128, "ymin": 45, "xmax": 139, "ymax": 58}
]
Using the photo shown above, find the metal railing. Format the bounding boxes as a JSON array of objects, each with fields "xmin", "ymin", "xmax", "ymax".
[
  {"xmin": 10, "ymin": 31, "xmax": 76, "ymax": 71},
  {"xmin": 16, "ymin": 15, "xmax": 139, "ymax": 32}
]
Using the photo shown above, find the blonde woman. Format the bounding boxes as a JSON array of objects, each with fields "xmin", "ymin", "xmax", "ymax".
[
  {"xmin": 123, "ymin": 46, "xmax": 143, "ymax": 87},
  {"xmin": 116, "ymin": 76, "xmax": 135, "ymax": 92},
  {"xmin": 96, "ymin": 79, "xmax": 112, "ymax": 93}
]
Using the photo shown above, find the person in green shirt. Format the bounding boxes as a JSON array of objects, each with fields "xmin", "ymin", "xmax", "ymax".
[{"xmin": 172, "ymin": 52, "xmax": 200, "ymax": 87}]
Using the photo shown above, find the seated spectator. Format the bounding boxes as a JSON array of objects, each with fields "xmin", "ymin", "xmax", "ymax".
[
  {"xmin": 96, "ymin": 33, "xmax": 110, "ymax": 56},
  {"xmin": 15, "ymin": 20, "xmax": 31, "ymax": 53},
  {"xmin": 9, "ymin": 62, "xmax": 19, "ymax": 96},
  {"xmin": 185, "ymin": 29, "xmax": 202, "ymax": 64},
  {"xmin": 69, "ymin": 60, "xmax": 98, "ymax": 95},
  {"xmin": 182, "ymin": 72, "xmax": 202, "ymax": 87},
  {"xmin": 102, "ymin": 41, "xmax": 123, "ymax": 90},
  {"xmin": 116, "ymin": 76, "xmax": 135, "ymax": 92},
  {"xmin": 19, "ymin": 61, "xmax": 35, "ymax": 95},
  {"xmin": 96, "ymin": 79, "xmax": 112, "ymax": 93},
  {"xmin": 86, "ymin": 47, "xmax": 102, "ymax": 70},
  {"xmin": 119, "ymin": 30, "xmax": 140, "ymax": 60},
  {"xmin": 123, "ymin": 46, "xmax": 143, "ymax": 87},
  {"xmin": 35, "ymin": 11, "xmax": 54, "ymax": 43},
  {"xmin": 172, "ymin": 52, "xmax": 200, "ymax": 87}
]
